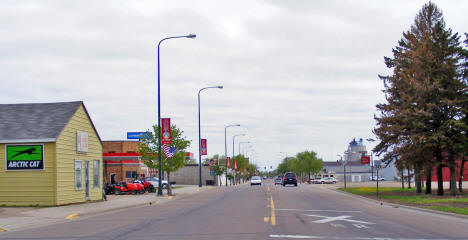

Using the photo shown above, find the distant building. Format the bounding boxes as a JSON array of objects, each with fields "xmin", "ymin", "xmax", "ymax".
[
  {"xmin": 322, "ymin": 137, "xmax": 397, "ymax": 182},
  {"xmin": 102, "ymin": 141, "xmax": 150, "ymax": 183}
]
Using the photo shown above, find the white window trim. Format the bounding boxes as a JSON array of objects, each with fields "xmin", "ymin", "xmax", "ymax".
[{"xmin": 75, "ymin": 160, "xmax": 83, "ymax": 190}]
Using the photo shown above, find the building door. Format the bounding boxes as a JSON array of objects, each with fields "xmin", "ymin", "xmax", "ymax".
[
  {"xmin": 110, "ymin": 173, "xmax": 116, "ymax": 184},
  {"xmin": 85, "ymin": 160, "xmax": 90, "ymax": 200}
]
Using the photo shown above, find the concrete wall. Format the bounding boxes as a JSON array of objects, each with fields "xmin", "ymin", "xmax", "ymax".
[{"xmin": 170, "ymin": 164, "xmax": 217, "ymax": 185}]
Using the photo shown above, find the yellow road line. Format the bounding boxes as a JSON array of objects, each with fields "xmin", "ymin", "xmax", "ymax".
[
  {"xmin": 168, "ymin": 196, "xmax": 173, "ymax": 200},
  {"xmin": 264, "ymin": 217, "xmax": 270, "ymax": 223},
  {"xmin": 65, "ymin": 213, "xmax": 78, "ymax": 220},
  {"xmin": 270, "ymin": 195, "xmax": 276, "ymax": 226},
  {"xmin": 0, "ymin": 227, "xmax": 8, "ymax": 232}
]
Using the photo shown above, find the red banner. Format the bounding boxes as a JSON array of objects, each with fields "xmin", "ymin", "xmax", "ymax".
[
  {"xmin": 234, "ymin": 160, "xmax": 238, "ymax": 170},
  {"xmin": 361, "ymin": 156, "xmax": 370, "ymax": 165},
  {"xmin": 201, "ymin": 139, "xmax": 207, "ymax": 155},
  {"xmin": 227, "ymin": 157, "xmax": 231, "ymax": 168},
  {"xmin": 161, "ymin": 118, "xmax": 171, "ymax": 145}
]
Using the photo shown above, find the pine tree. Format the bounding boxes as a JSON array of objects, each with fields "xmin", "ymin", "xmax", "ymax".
[{"xmin": 374, "ymin": 2, "xmax": 466, "ymax": 196}]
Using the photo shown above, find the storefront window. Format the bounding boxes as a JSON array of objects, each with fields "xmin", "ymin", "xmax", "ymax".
[
  {"xmin": 125, "ymin": 171, "xmax": 137, "ymax": 179},
  {"xmin": 93, "ymin": 160, "xmax": 100, "ymax": 188},
  {"xmin": 75, "ymin": 160, "xmax": 82, "ymax": 190}
]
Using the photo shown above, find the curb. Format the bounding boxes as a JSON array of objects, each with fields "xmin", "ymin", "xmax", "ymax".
[
  {"xmin": 328, "ymin": 186, "xmax": 468, "ymax": 220},
  {"xmin": 78, "ymin": 186, "xmax": 214, "ymax": 218}
]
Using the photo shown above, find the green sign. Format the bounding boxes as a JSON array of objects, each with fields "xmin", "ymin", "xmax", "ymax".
[{"xmin": 6, "ymin": 145, "xmax": 44, "ymax": 170}]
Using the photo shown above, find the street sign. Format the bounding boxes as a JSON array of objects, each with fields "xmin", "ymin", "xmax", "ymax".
[
  {"xmin": 374, "ymin": 160, "xmax": 382, "ymax": 168},
  {"xmin": 361, "ymin": 156, "xmax": 370, "ymax": 165},
  {"xmin": 127, "ymin": 132, "xmax": 150, "ymax": 140}
]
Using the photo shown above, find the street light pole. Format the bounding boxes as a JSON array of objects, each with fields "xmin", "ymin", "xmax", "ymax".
[
  {"xmin": 239, "ymin": 141, "xmax": 250, "ymax": 155},
  {"xmin": 198, "ymin": 86, "xmax": 223, "ymax": 188},
  {"xmin": 366, "ymin": 138, "xmax": 376, "ymax": 181},
  {"xmin": 225, "ymin": 124, "xmax": 240, "ymax": 186},
  {"xmin": 232, "ymin": 134, "xmax": 245, "ymax": 185},
  {"xmin": 157, "ymin": 34, "xmax": 196, "ymax": 196}
]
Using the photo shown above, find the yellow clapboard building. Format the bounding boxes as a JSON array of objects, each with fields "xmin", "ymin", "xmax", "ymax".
[{"xmin": 0, "ymin": 101, "xmax": 103, "ymax": 206}]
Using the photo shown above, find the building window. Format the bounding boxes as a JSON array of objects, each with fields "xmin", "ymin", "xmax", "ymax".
[
  {"xmin": 75, "ymin": 160, "xmax": 83, "ymax": 190},
  {"xmin": 125, "ymin": 171, "xmax": 137, "ymax": 179},
  {"xmin": 93, "ymin": 160, "xmax": 100, "ymax": 188}
]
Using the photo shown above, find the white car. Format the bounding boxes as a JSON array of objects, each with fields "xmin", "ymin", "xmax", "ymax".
[
  {"xmin": 314, "ymin": 177, "xmax": 337, "ymax": 184},
  {"xmin": 251, "ymin": 176, "xmax": 262, "ymax": 186},
  {"xmin": 369, "ymin": 176, "xmax": 385, "ymax": 181},
  {"xmin": 141, "ymin": 177, "xmax": 169, "ymax": 188}
]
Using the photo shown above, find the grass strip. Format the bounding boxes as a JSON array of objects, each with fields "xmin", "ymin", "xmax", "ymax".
[{"xmin": 427, "ymin": 206, "xmax": 468, "ymax": 215}]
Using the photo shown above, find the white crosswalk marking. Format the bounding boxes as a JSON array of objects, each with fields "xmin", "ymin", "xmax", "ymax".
[
  {"xmin": 353, "ymin": 224, "xmax": 370, "ymax": 229},
  {"xmin": 330, "ymin": 223, "xmax": 346, "ymax": 228},
  {"xmin": 305, "ymin": 214, "xmax": 374, "ymax": 224}
]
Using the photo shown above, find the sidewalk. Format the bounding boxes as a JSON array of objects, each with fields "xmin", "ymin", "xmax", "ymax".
[{"xmin": 0, "ymin": 185, "xmax": 212, "ymax": 233}]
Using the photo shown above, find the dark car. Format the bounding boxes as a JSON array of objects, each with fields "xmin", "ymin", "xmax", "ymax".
[{"xmin": 283, "ymin": 172, "xmax": 297, "ymax": 187}]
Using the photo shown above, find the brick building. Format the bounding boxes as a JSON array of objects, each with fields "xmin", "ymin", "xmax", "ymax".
[{"xmin": 102, "ymin": 141, "xmax": 151, "ymax": 183}]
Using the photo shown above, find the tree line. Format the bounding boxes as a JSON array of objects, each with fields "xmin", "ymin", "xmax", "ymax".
[
  {"xmin": 277, "ymin": 151, "xmax": 323, "ymax": 183},
  {"xmin": 374, "ymin": 2, "xmax": 468, "ymax": 196}
]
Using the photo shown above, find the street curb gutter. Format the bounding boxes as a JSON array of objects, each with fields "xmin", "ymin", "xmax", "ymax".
[
  {"xmin": 78, "ymin": 186, "xmax": 215, "ymax": 218},
  {"xmin": 328, "ymin": 186, "xmax": 468, "ymax": 221}
]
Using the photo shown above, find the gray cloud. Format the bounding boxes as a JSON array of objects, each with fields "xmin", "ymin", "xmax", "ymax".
[{"xmin": 1, "ymin": 0, "xmax": 467, "ymax": 168}]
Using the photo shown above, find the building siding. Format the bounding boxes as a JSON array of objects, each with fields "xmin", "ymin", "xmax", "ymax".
[
  {"xmin": 55, "ymin": 105, "xmax": 102, "ymax": 205},
  {"xmin": 0, "ymin": 143, "xmax": 56, "ymax": 206}
]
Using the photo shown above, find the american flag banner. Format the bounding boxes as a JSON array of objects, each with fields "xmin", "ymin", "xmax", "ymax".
[{"xmin": 162, "ymin": 145, "xmax": 176, "ymax": 158}]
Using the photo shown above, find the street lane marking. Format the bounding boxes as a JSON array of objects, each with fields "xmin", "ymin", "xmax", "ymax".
[
  {"xmin": 270, "ymin": 194, "xmax": 276, "ymax": 226},
  {"xmin": 168, "ymin": 196, "xmax": 173, "ymax": 200},
  {"xmin": 353, "ymin": 224, "xmax": 370, "ymax": 229},
  {"xmin": 264, "ymin": 217, "xmax": 270, "ymax": 223},
  {"xmin": 269, "ymin": 235, "xmax": 450, "ymax": 240},
  {"xmin": 65, "ymin": 213, "xmax": 78, "ymax": 220},
  {"xmin": 0, "ymin": 227, "xmax": 8, "ymax": 232},
  {"xmin": 305, "ymin": 214, "xmax": 374, "ymax": 224},
  {"xmin": 276, "ymin": 208, "xmax": 361, "ymax": 213},
  {"xmin": 330, "ymin": 223, "xmax": 346, "ymax": 228}
]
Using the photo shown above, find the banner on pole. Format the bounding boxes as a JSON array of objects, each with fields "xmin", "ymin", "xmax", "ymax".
[
  {"xmin": 201, "ymin": 139, "xmax": 207, "ymax": 155},
  {"xmin": 361, "ymin": 156, "xmax": 370, "ymax": 165},
  {"xmin": 234, "ymin": 160, "xmax": 238, "ymax": 170},
  {"xmin": 227, "ymin": 157, "xmax": 231, "ymax": 168},
  {"xmin": 161, "ymin": 118, "xmax": 171, "ymax": 145}
]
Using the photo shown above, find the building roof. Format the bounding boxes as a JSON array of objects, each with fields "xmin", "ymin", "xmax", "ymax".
[{"xmin": 0, "ymin": 101, "xmax": 101, "ymax": 143}]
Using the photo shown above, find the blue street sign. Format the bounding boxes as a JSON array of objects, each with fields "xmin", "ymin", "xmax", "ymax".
[{"xmin": 127, "ymin": 132, "xmax": 150, "ymax": 140}]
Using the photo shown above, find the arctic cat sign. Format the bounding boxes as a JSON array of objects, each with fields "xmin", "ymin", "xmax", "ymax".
[{"xmin": 6, "ymin": 145, "xmax": 44, "ymax": 170}]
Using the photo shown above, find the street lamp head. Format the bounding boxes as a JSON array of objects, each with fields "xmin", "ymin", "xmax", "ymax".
[
  {"xmin": 217, "ymin": 86, "xmax": 223, "ymax": 89},
  {"xmin": 366, "ymin": 138, "xmax": 375, "ymax": 142},
  {"xmin": 186, "ymin": 34, "xmax": 197, "ymax": 39}
]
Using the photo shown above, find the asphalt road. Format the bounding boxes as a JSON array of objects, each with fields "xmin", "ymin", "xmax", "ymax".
[{"xmin": 1, "ymin": 180, "xmax": 468, "ymax": 240}]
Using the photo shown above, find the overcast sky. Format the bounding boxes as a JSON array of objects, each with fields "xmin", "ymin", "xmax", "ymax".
[{"xmin": 1, "ymin": 0, "xmax": 467, "ymax": 169}]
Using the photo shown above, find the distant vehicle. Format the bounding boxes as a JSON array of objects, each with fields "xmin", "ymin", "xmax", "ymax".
[
  {"xmin": 251, "ymin": 176, "xmax": 262, "ymax": 186},
  {"xmin": 140, "ymin": 177, "xmax": 169, "ymax": 189},
  {"xmin": 312, "ymin": 178, "xmax": 322, "ymax": 184},
  {"xmin": 370, "ymin": 176, "xmax": 385, "ymax": 181},
  {"xmin": 321, "ymin": 177, "xmax": 337, "ymax": 184},
  {"xmin": 274, "ymin": 176, "xmax": 283, "ymax": 185},
  {"xmin": 283, "ymin": 172, "xmax": 297, "ymax": 187}
]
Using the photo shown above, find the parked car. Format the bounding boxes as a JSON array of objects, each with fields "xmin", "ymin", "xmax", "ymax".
[
  {"xmin": 312, "ymin": 178, "xmax": 322, "ymax": 184},
  {"xmin": 274, "ymin": 176, "xmax": 283, "ymax": 185},
  {"xmin": 321, "ymin": 177, "xmax": 337, "ymax": 184},
  {"xmin": 370, "ymin": 176, "xmax": 385, "ymax": 181},
  {"xmin": 141, "ymin": 177, "xmax": 169, "ymax": 189},
  {"xmin": 251, "ymin": 176, "xmax": 262, "ymax": 186},
  {"xmin": 283, "ymin": 172, "xmax": 297, "ymax": 187}
]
